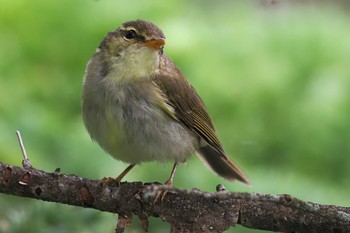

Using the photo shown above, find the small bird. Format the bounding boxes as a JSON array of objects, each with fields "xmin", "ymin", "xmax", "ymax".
[{"xmin": 82, "ymin": 20, "xmax": 249, "ymax": 186}]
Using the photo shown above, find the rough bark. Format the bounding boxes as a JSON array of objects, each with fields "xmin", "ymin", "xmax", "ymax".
[{"xmin": 0, "ymin": 162, "xmax": 349, "ymax": 233}]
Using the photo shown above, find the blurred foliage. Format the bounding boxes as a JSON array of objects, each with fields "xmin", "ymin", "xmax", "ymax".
[{"xmin": 0, "ymin": 0, "xmax": 350, "ymax": 232}]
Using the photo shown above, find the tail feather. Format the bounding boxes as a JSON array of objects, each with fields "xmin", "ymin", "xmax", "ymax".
[{"xmin": 197, "ymin": 145, "xmax": 250, "ymax": 185}]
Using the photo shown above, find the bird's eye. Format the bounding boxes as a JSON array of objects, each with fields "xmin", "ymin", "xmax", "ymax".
[{"xmin": 124, "ymin": 30, "xmax": 137, "ymax": 40}]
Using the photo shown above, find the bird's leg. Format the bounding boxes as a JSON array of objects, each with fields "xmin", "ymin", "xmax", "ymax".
[
  {"xmin": 115, "ymin": 164, "xmax": 136, "ymax": 183},
  {"xmin": 154, "ymin": 162, "xmax": 179, "ymax": 203},
  {"xmin": 101, "ymin": 164, "xmax": 135, "ymax": 186},
  {"xmin": 164, "ymin": 162, "xmax": 178, "ymax": 186}
]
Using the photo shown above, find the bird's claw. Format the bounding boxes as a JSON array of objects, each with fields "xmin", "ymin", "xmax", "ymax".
[
  {"xmin": 153, "ymin": 179, "xmax": 173, "ymax": 203},
  {"xmin": 100, "ymin": 177, "xmax": 121, "ymax": 187}
]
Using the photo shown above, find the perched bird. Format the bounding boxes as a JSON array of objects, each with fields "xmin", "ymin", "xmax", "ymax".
[{"xmin": 82, "ymin": 19, "xmax": 249, "ymax": 186}]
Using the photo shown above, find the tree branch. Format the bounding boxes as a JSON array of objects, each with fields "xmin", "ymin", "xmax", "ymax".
[{"xmin": 1, "ymin": 161, "xmax": 349, "ymax": 233}]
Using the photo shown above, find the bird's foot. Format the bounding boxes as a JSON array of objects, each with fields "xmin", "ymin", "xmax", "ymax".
[
  {"xmin": 153, "ymin": 178, "xmax": 173, "ymax": 203},
  {"xmin": 100, "ymin": 177, "xmax": 121, "ymax": 187},
  {"xmin": 100, "ymin": 164, "xmax": 136, "ymax": 187}
]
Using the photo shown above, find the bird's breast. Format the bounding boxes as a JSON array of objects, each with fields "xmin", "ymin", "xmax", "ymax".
[{"xmin": 82, "ymin": 80, "xmax": 197, "ymax": 164}]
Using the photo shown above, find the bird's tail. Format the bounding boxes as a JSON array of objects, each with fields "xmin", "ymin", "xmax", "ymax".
[{"xmin": 197, "ymin": 145, "xmax": 250, "ymax": 185}]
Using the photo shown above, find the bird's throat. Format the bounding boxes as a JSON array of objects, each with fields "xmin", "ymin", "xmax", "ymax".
[{"xmin": 106, "ymin": 46, "xmax": 160, "ymax": 83}]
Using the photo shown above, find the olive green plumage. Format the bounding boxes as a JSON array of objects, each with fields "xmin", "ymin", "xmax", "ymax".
[{"xmin": 82, "ymin": 19, "xmax": 249, "ymax": 185}]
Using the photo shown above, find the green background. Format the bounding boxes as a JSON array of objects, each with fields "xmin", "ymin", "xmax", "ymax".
[{"xmin": 1, "ymin": 0, "xmax": 349, "ymax": 232}]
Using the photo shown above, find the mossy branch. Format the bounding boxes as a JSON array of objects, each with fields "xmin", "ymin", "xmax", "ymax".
[
  {"xmin": 1, "ymin": 131, "xmax": 349, "ymax": 232},
  {"xmin": 1, "ymin": 161, "xmax": 350, "ymax": 233}
]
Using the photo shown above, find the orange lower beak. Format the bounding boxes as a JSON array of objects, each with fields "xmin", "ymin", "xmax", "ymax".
[{"xmin": 143, "ymin": 38, "xmax": 166, "ymax": 49}]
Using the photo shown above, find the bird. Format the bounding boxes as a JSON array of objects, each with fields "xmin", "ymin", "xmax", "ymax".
[{"xmin": 82, "ymin": 19, "xmax": 250, "ymax": 187}]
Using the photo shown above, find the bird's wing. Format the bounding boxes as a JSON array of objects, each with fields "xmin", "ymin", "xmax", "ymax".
[
  {"xmin": 153, "ymin": 56, "xmax": 224, "ymax": 155},
  {"xmin": 153, "ymin": 55, "xmax": 250, "ymax": 184}
]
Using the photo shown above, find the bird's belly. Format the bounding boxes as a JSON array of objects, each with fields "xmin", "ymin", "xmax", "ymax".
[{"xmin": 84, "ymin": 89, "xmax": 197, "ymax": 164}]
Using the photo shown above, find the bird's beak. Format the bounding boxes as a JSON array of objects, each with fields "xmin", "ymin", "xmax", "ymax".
[{"xmin": 143, "ymin": 38, "xmax": 166, "ymax": 49}]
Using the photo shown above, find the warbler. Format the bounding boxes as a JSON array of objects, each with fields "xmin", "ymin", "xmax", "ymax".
[{"xmin": 82, "ymin": 19, "xmax": 249, "ymax": 186}]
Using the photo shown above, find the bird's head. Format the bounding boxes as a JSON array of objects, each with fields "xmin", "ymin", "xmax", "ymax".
[{"xmin": 97, "ymin": 20, "xmax": 166, "ymax": 81}]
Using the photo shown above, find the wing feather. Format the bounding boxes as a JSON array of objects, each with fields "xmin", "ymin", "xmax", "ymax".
[
  {"xmin": 153, "ymin": 55, "xmax": 250, "ymax": 185},
  {"xmin": 153, "ymin": 56, "xmax": 224, "ymax": 154}
]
